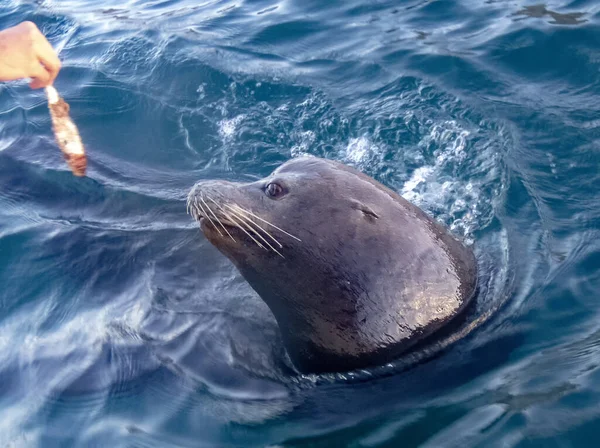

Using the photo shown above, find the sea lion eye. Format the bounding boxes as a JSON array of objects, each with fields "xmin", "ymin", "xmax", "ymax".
[{"xmin": 265, "ymin": 182, "xmax": 284, "ymax": 198}]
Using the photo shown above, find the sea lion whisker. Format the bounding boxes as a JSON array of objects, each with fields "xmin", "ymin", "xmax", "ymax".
[
  {"xmin": 201, "ymin": 197, "xmax": 236, "ymax": 242},
  {"xmin": 235, "ymin": 215, "xmax": 284, "ymax": 257},
  {"xmin": 225, "ymin": 207, "xmax": 284, "ymax": 249},
  {"xmin": 204, "ymin": 195, "xmax": 281, "ymax": 255},
  {"xmin": 187, "ymin": 193, "xmax": 195, "ymax": 216},
  {"xmin": 223, "ymin": 207, "xmax": 285, "ymax": 258},
  {"xmin": 206, "ymin": 195, "xmax": 285, "ymax": 250},
  {"xmin": 191, "ymin": 197, "xmax": 204, "ymax": 222},
  {"xmin": 190, "ymin": 200, "xmax": 199, "ymax": 220},
  {"xmin": 218, "ymin": 208, "xmax": 269, "ymax": 252},
  {"xmin": 227, "ymin": 205, "xmax": 302, "ymax": 242},
  {"xmin": 195, "ymin": 197, "xmax": 223, "ymax": 237},
  {"xmin": 189, "ymin": 196, "xmax": 196, "ymax": 217}
]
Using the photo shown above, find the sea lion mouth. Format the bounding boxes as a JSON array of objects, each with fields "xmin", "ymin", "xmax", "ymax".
[
  {"xmin": 187, "ymin": 194, "xmax": 237, "ymax": 229},
  {"xmin": 186, "ymin": 191, "xmax": 301, "ymax": 259},
  {"xmin": 192, "ymin": 207, "xmax": 237, "ymax": 228}
]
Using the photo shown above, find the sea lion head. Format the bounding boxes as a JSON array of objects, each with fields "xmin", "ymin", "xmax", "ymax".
[{"xmin": 188, "ymin": 156, "xmax": 477, "ymax": 374}]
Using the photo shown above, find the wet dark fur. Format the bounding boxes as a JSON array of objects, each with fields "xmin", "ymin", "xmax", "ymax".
[{"xmin": 189, "ymin": 157, "xmax": 477, "ymax": 374}]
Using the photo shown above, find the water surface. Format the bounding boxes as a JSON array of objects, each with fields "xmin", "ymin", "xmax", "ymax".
[{"xmin": 1, "ymin": 0, "xmax": 600, "ymax": 446}]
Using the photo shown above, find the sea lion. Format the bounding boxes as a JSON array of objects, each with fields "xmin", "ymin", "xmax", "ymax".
[{"xmin": 188, "ymin": 156, "xmax": 477, "ymax": 374}]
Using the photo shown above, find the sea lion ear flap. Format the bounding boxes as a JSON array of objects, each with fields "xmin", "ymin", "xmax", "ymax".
[{"xmin": 350, "ymin": 200, "xmax": 380, "ymax": 221}]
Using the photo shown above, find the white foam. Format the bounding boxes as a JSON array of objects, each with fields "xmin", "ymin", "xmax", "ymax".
[
  {"xmin": 345, "ymin": 136, "xmax": 378, "ymax": 164},
  {"xmin": 290, "ymin": 130, "xmax": 315, "ymax": 157},
  {"xmin": 401, "ymin": 166, "xmax": 435, "ymax": 202},
  {"xmin": 218, "ymin": 114, "xmax": 245, "ymax": 141},
  {"xmin": 399, "ymin": 119, "xmax": 495, "ymax": 243}
]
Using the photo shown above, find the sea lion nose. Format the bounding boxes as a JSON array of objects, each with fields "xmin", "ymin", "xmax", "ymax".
[
  {"xmin": 190, "ymin": 180, "xmax": 237, "ymax": 201},
  {"xmin": 188, "ymin": 180, "xmax": 245, "ymax": 215}
]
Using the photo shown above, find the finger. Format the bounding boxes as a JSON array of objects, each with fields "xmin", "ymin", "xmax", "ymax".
[
  {"xmin": 32, "ymin": 32, "xmax": 61, "ymax": 84},
  {"xmin": 35, "ymin": 40, "xmax": 61, "ymax": 84},
  {"xmin": 28, "ymin": 62, "xmax": 51, "ymax": 89},
  {"xmin": 38, "ymin": 54, "xmax": 61, "ymax": 85}
]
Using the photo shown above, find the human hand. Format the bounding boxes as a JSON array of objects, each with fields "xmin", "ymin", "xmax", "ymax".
[{"xmin": 0, "ymin": 21, "xmax": 61, "ymax": 89}]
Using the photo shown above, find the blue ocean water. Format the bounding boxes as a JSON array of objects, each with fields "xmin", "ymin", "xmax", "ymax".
[{"xmin": 1, "ymin": 0, "xmax": 600, "ymax": 446}]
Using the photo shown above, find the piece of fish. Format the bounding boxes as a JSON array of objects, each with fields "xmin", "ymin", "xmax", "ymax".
[{"xmin": 45, "ymin": 85, "xmax": 87, "ymax": 176}]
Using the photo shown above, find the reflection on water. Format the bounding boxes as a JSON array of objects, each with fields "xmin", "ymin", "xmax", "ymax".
[{"xmin": 513, "ymin": 4, "xmax": 587, "ymax": 26}]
